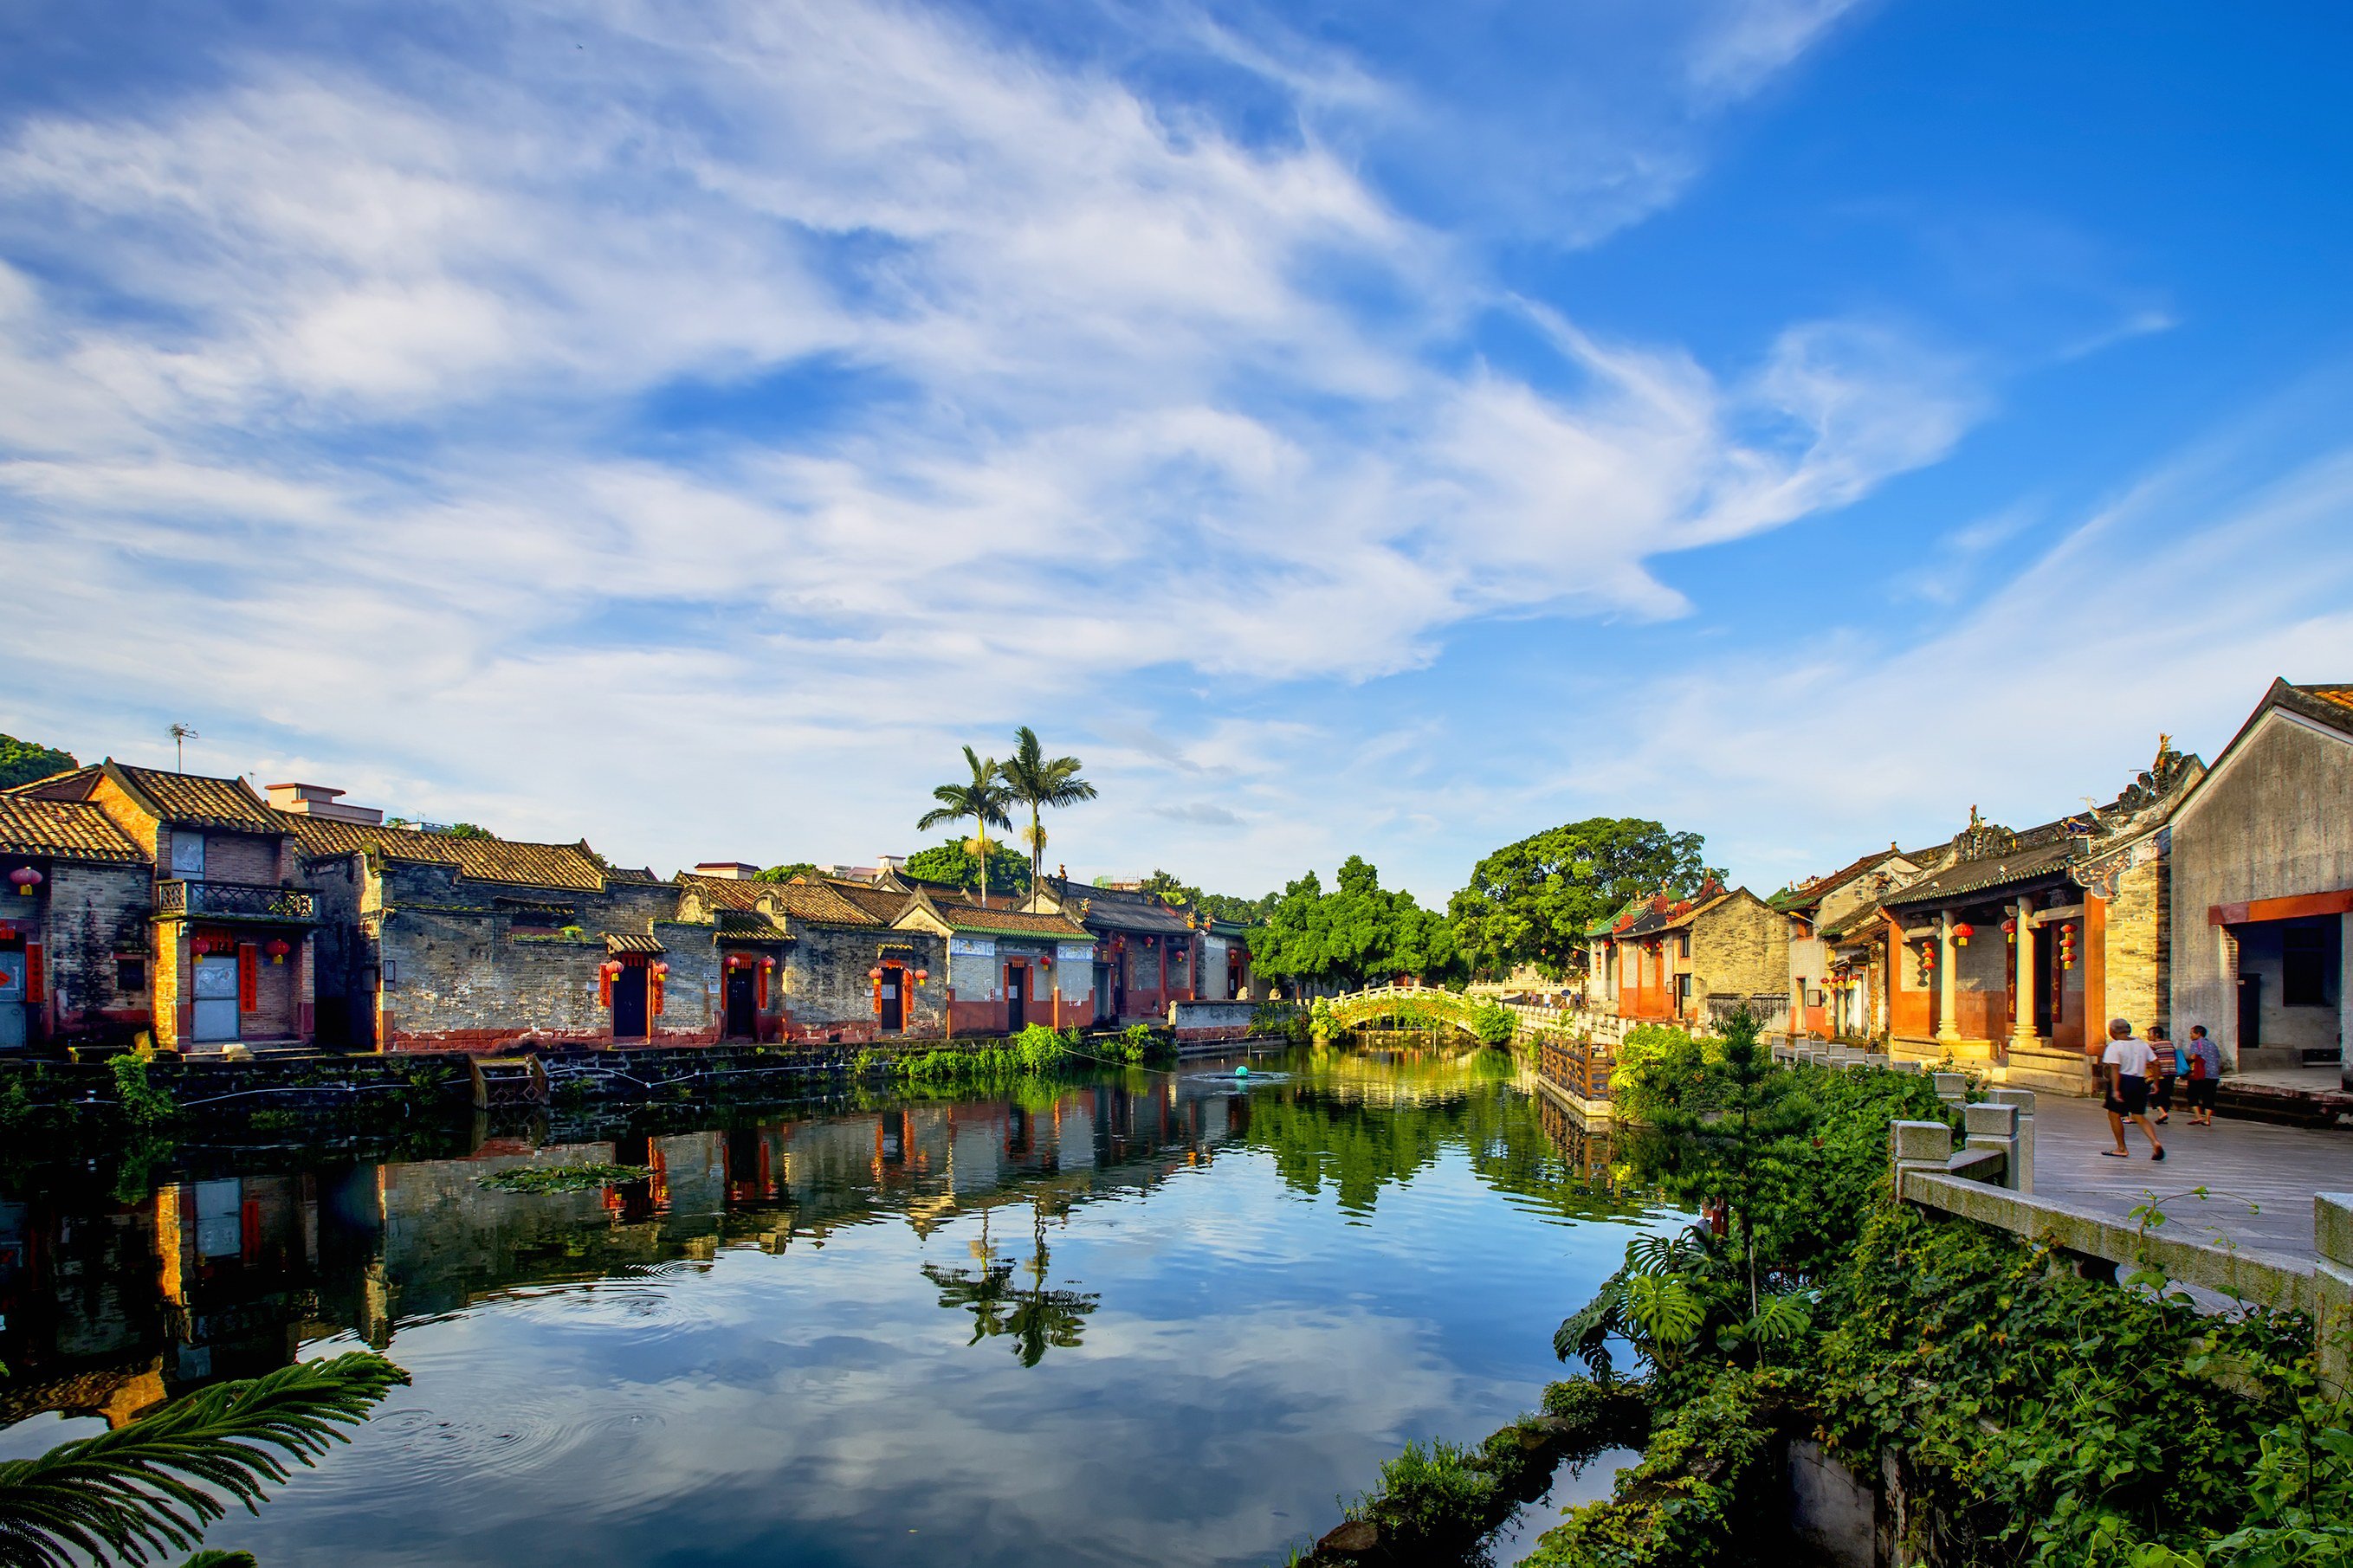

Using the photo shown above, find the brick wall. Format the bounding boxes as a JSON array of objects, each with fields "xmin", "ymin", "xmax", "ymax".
[
  {"xmin": 2105, "ymin": 856, "xmax": 2164, "ymax": 1038},
  {"xmin": 779, "ymin": 924, "xmax": 947, "ymax": 1036},
  {"xmin": 200, "ymin": 831, "xmax": 284, "ymax": 886},
  {"xmin": 1692, "ymin": 895, "xmax": 1787, "ymax": 1003},
  {"xmin": 40, "ymin": 862, "xmax": 153, "ymax": 1042}
]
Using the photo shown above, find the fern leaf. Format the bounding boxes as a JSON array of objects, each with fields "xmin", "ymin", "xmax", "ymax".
[{"xmin": 0, "ymin": 1352, "xmax": 408, "ymax": 1568}]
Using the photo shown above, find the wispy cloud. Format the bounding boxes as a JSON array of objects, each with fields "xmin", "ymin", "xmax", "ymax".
[{"xmin": 2, "ymin": 0, "xmax": 1963, "ymax": 883}]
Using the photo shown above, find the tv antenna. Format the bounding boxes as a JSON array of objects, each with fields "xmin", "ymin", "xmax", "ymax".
[{"xmin": 169, "ymin": 723, "xmax": 199, "ymax": 772}]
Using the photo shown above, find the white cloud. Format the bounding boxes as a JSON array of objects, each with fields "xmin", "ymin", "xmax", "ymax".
[{"xmin": 0, "ymin": 0, "xmax": 1957, "ymax": 884}]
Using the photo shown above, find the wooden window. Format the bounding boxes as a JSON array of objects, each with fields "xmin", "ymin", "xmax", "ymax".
[
  {"xmin": 2282, "ymin": 926, "xmax": 2328, "ymax": 1007},
  {"xmin": 116, "ymin": 955, "xmax": 146, "ymax": 992},
  {"xmin": 1677, "ymin": 932, "xmax": 1691, "ymax": 959},
  {"xmin": 170, "ymin": 832, "xmax": 206, "ymax": 878}
]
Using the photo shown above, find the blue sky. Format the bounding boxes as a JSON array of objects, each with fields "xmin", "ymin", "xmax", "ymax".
[{"xmin": 4, "ymin": 0, "xmax": 2352, "ymax": 901}]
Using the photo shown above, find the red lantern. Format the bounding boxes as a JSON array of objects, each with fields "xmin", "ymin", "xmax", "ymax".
[
  {"xmin": 190, "ymin": 937, "xmax": 211, "ymax": 956},
  {"xmin": 265, "ymin": 939, "xmax": 291, "ymax": 965},
  {"xmin": 8, "ymin": 867, "xmax": 39, "ymax": 897},
  {"xmin": 651, "ymin": 961, "xmax": 669, "ymax": 977},
  {"xmin": 868, "ymin": 966, "xmax": 883, "ymax": 981},
  {"xmin": 912, "ymin": 968, "xmax": 928, "ymax": 984},
  {"xmin": 1952, "ymin": 923, "xmax": 1974, "ymax": 948},
  {"xmin": 760, "ymin": 957, "xmax": 774, "ymax": 971},
  {"xmin": 2001, "ymin": 919, "xmax": 2018, "ymax": 942}
]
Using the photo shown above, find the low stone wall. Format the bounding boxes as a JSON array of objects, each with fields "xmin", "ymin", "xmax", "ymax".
[{"xmin": 1169, "ymin": 999, "xmax": 1255, "ymax": 1041}]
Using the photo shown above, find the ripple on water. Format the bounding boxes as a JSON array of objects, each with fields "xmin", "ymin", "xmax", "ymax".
[{"xmin": 363, "ymin": 1398, "xmax": 670, "ymax": 1491}]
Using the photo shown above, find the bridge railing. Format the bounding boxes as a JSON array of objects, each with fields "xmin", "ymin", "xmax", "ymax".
[{"xmin": 1538, "ymin": 1036, "xmax": 1615, "ymax": 1103}]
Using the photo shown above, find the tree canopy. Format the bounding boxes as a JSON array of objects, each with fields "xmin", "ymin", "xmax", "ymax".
[
  {"xmin": 0, "ymin": 734, "xmax": 75, "ymax": 790},
  {"xmin": 1447, "ymin": 817, "xmax": 1723, "ymax": 981},
  {"xmin": 1133, "ymin": 869, "xmax": 1277, "ymax": 925},
  {"xmin": 753, "ymin": 862, "xmax": 818, "ymax": 884},
  {"xmin": 904, "ymin": 838, "xmax": 1030, "ymax": 894},
  {"xmin": 1250, "ymin": 855, "xmax": 1464, "ymax": 991}
]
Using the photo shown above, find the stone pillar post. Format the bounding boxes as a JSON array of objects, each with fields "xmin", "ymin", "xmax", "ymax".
[
  {"xmin": 2318, "ymin": 1193, "xmax": 2352, "ymax": 1398},
  {"xmin": 1963, "ymin": 1101, "xmax": 2022, "ymax": 1191},
  {"xmin": 1935, "ymin": 911, "xmax": 1962, "ymax": 1046},
  {"xmin": 1889, "ymin": 1119, "xmax": 1954, "ymax": 1199},
  {"xmin": 1989, "ymin": 1087, "xmax": 2037, "ymax": 1193},
  {"xmin": 2012, "ymin": 896, "xmax": 2038, "ymax": 1049}
]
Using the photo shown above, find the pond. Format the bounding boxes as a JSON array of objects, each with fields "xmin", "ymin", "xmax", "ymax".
[{"xmin": 0, "ymin": 1045, "xmax": 1671, "ymax": 1566}]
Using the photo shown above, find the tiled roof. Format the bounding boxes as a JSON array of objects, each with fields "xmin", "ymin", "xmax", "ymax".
[
  {"xmin": 604, "ymin": 932, "xmax": 665, "ymax": 954},
  {"xmin": 1047, "ymin": 877, "xmax": 1193, "ymax": 934},
  {"xmin": 282, "ymin": 814, "xmax": 608, "ymax": 892},
  {"xmin": 819, "ymin": 878, "xmax": 915, "ymax": 924},
  {"xmin": 1882, "ymin": 832, "xmax": 2076, "ymax": 909},
  {"xmin": 932, "ymin": 895, "xmax": 1091, "ymax": 939},
  {"xmin": 0, "ymin": 797, "xmax": 145, "ymax": 864},
  {"xmin": 0, "ymin": 765, "xmax": 96, "ymax": 798},
  {"xmin": 1769, "ymin": 847, "xmax": 1909, "ymax": 913},
  {"xmin": 2292, "ymin": 683, "xmax": 2353, "ymax": 724},
  {"xmin": 678, "ymin": 873, "xmax": 884, "ymax": 928},
  {"xmin": 113, "ymin": 764, "xmax": 278, "ymax": 830}
]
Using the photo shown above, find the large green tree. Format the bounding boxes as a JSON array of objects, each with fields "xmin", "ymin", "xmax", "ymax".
[
  {"xmin": 0, "ymin": 735, "xmax": 75, "ymax": 790},
  {"xmin": 904, "ymin": 838, "xmax": 1029, "ymax": 894},
  {"xmin": 997, "ymin": 726, "xmax": 1096, "ymax": 896},
  {"xmin": 1448, "ymin": 817, "xmax": 1723, "ymax": 981},
  {"xmin": 1251, "ymin": 855, "xmax": 1464, "ymax": 991}
]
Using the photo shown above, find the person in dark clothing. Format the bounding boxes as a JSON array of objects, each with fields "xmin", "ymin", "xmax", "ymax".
[{"xmin": 2147, "ymin": 1023, "xmax": 2178, "ymax": 1124}]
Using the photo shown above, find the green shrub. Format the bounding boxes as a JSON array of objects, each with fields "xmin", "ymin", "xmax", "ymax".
[
  {"xmin": 1471, "ymin": 1000, "xmax": 1515, "ymax": 1047},
  {"xmin": 107, "ymin": 1054, "xmax": 177, "ymax": 1126},
  {"xmin": 1347, "ymin": 1438, "xmax": 1496, "ymax": 1562},
  {"xmin": 1528, "ymin": 1368, "xmax": 1776, "ymax": 1568}
]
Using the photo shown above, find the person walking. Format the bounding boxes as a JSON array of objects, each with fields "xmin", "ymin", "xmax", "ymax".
[
  {"xmin": 2183, "ymin": 1024, "xmax": 2222, "ymax": 1126},
  {"xmin": 2100, "ymin": 1017, "xmax": 2166, "ymax": 1161},
  {"xmin": 2148, "ymin": 1023, "xmax": 2179, "ymax": 1124}
]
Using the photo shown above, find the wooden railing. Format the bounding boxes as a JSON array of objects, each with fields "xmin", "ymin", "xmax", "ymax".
[{"xmin": 1538, "ymin": 1036, "xmax": 1615, "ymax": 1103}]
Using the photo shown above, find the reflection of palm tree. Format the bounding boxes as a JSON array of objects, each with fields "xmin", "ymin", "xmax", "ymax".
[
  {"xmin": 1005, "ymin": 1204, "xmax": 1097, "ymax": 1368},
  {"xmin": 922, "ymin": 1205, "xmax": 1019, "ymax": 1345},
  {"xmin": 921, "ymin": 1255, "xmax": 1018, "ymax": 1345}
]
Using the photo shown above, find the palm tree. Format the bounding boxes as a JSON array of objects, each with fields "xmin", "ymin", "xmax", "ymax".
[
  {"xmin": 916, "ymin": 746, "xmax": 1014, "ymax": 902},
  {"xmin": 998, "ymin": 726, "xmax": 1098, "ymax": 897},
  {"xmin": 0, "ymin": 1351, "xmax": 406, "ymax": 1568}
]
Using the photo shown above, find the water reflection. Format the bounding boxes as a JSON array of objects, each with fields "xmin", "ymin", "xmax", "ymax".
[{"xmin": 0, "ymin": 1046, "xmax": 1659, "ymax": 1568}]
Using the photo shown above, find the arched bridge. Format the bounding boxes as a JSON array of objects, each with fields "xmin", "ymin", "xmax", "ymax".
[{"xmin": 1314, "ymin": 986, "xmax": 1507, "ymax": 1041}]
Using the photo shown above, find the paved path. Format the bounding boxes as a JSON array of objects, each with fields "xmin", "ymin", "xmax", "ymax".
[{"xmin": 2031, "ymin": 1094, "xmax": 2353, "ymax": 1262}]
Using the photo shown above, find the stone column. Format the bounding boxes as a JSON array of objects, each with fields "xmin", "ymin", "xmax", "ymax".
[
  {"xmin": 1935, "ymin": 911, "xmax": 1962, "ymax": 1045},
  {"xmin": 2320, "ymin": 1193, "xmax": 2352, "ymax": 1397},
  {"xmin": 2011, "ymin": 896, "xmax": 2038, "ymax": 1049}
]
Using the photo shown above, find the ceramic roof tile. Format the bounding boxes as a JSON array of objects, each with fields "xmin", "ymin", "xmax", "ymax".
[
  {"xmin": 932, "ymin": 895, "xmax": 1091, "ymax": 939},
  {"xmin": 1882, "ymin": 835, "xmax": 2077, "ymax": 908},
  {"xmin": 0, "ymin": 797, "xmax": 145, "ymax": 864},
  {"xmin": 604, "ymin": 932, "xmax": 665, "ymax": 954},
  {"xmin": 680, "ymin": 874, "xmax": 885, "ymax": 928},
  {"xmin": 282, "ymin": 814, "xmax": 609, "ymax": 892},
  {"xmin": 113, "ymin": 764, "xmax": 277, "ymax": 829},
  {"xmin": 2294, "ymin": 683, "xmax": 2353, "ymax": 717}
]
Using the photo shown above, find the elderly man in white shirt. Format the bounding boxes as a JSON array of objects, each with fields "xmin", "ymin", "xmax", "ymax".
[{"xmin": 2099, "ymin": 1016, "xmax": 2167, "ymax": 1161}]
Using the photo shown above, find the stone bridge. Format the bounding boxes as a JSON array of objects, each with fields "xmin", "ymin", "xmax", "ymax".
[{"xmin": 1316, "ymin": 985, "xmax": 1496, "ymax": 1038}]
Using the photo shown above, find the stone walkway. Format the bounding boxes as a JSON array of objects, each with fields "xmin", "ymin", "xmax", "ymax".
[{"xmin": 2031, "ymin": 1094, "xmax": 2353, "ymax": 1262}]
